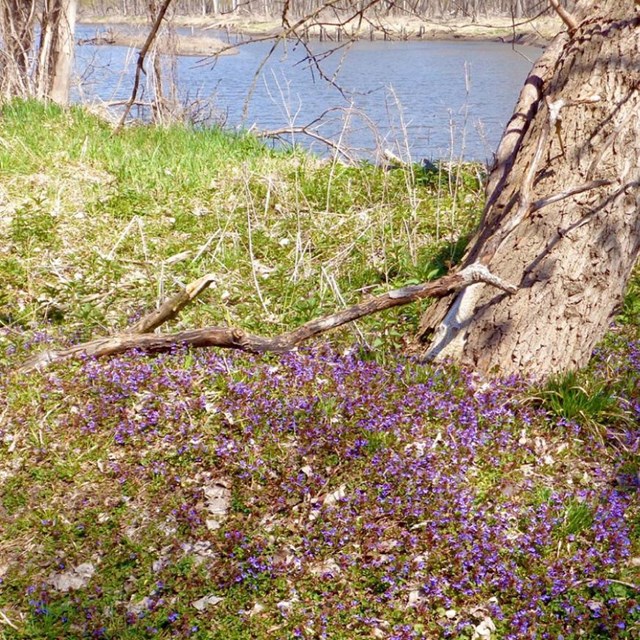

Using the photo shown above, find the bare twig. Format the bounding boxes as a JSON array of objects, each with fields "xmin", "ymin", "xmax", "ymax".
[
  {"xmin": 113, "ymin": 0, "xmax": 173, "ymax": 134},
  {"xmin": 0, "ymin": 609, "xmax": 19, "ymax": 631},
  {"xmin": 18, "ymin": 264, "xmax": 517, "ymax": 374},
  {"xmin": 484, "ymin": 33, "xmax": 569, "ymax": 213},
  {"xmin": 255, "ymin": 124, "xmax": 356, "ymax": 164},
  {"xmin": 530, "ymin": 179, "xmax": 611, "ymax": 213},
  {"xmin": 479, "ymin": 94, "xmax": 606, "ymax": 264},
  {"xmin": 128, "ymin": 273, "xmax": 216, "ymax": 334},
  {"xmin": 557, "ymin": 577, "xmax": 640, "ymax": 596},
  {"xmin": 548, "ymin": 0, "xmax": 579, "ymax": 33},
  {"xmin": 253, "ymin": 104, "xmax": 379, "ymax": 163},
  {"xmin": 478, "ymin": 94, "xmax": 553, "ymax": 264}
]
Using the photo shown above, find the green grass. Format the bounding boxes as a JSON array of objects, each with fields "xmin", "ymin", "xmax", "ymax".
[
  {"xmin": 536, "ymin": 371, "xmax": 628, "ymax": 428},
  {"xmin": 0, "ymin": 100, "xmax": 637, "ymax": 640},
  {"xmin": 0, "ymin": 99, "xmax": 483, "ymax": 347},
  {"xmin": 619, "ymin": 268, "xmax": 640, "ymax": 326}
]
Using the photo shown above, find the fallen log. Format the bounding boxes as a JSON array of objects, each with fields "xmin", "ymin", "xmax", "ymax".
[{"xmin": 18, "ymin": 264, "xmax": 517, "ymax": 374}]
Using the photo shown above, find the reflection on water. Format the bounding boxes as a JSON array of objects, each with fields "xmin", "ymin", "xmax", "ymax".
[{"xmin": 74, "ymin": 24, "xmax": 539, "ymax": 161}]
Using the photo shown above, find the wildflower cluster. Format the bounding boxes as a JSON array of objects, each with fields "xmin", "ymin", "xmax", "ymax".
[{"xmin": 0, "ymin": 338, "xmax": 637, "ymax": 639}]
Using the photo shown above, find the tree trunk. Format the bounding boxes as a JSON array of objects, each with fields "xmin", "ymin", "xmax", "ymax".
[
  {"xmin": 416, "ymin": 0, "xmax": 640, "ymax": 376},
  {"xmin": 0, "ymin": 0, "xmax": 36, "ymax": 98},
  {"xmin": 36, "ymin": 0, "xmax": 78, "ymax": 105}
]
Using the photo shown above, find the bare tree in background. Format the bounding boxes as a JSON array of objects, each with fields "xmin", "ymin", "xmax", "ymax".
[
  {"xmin": 0, "ymin": 1, "xmax": 37, "ymax": 99},
  {"xmin": 0, "ymin": 0, "xmax": 78, "ymax": 105},
  {"xmin": 79, "ymin": 0, "xmax": 577, "ymax": 20}
]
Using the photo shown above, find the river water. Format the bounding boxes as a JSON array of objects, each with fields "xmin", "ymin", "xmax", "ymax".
[{"xmin": 74, "ymin": 24, "xmax": 539, "ymax": 162}]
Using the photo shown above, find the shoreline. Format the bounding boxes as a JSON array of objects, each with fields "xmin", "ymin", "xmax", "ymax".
[
  {"xmin": 77, "ymin": 27, "xmax": 235, "ymax": 57},
  {"xmin": 78, "ymin": 13, "xmax": 561, "ymax": 53}
]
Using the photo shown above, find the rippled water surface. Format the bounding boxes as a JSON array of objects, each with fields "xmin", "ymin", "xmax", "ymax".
[{"xmin": 75, "ymin": 24, "xmax": 540, "ymax": 161}]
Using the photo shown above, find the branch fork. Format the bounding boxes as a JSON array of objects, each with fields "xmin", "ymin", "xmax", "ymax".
[{"xmin": 18, "ymin": 266, "xmax": 518, "ymax": 374}]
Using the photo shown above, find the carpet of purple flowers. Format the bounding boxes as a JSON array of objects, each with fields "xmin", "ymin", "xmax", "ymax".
[{"xmin": 0, "ymin": 331, "xmax": 638, "ymax": 639}]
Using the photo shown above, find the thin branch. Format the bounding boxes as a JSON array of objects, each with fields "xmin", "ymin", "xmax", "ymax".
[
  {"xmin": 478, "ymin": 94, "xmax": 554, "ymax": 263},
  {"xmin": 530, "ymin": 179, "xmax": 611, "ymax": 213},
  {"xmin": 200, "ymin": 0, "xmax": 385, "ymax": 116},
  {"xmin": 548, "ymin": 0, "xmax": 578, "ymax": 33},
  {"xmin": 0, "ymin": 609, "xmax": 19, "ymax": 631},
  {"xmin": 484, "ymin": 33, "xmax": 569, "ymax": 213},
  {"xmin": 128, "ymin": 273, "xmax": 216, "ymax": 334},
  {"xmin": 18, "ymin": 264, "xmax": 517, "ymax": 374},
  {"xmin": 556, "ymin": 577, "xmax": 640, "ymax": 596},
  {"xmin": 113, "ymin": 0, "xmax": 173, "ymax": 134},
  {"xmin": 253, "ymin": 104, "xmax": 378, "ymax": 164},
  {"xmin": 255, "ymin": 124, "xmax": 356, "ymax": 164}
]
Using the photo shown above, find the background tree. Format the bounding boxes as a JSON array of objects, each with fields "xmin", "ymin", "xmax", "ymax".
[
  {"xmin": 79, "ymin": 0, "xmax": 577, "ymax": 20},
  {"xmin": 0, "ymin": 1, "xmax": 36, "ymax": 99},
  {"xmin": 0, "ymin": 0, "xmax": 78, "ymax": 105}
]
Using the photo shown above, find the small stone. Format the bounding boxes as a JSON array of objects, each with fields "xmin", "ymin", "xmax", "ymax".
[
  {"xmin": 204, "ymin": 481, "xmax": 230, "ymax": 517},
  {"xmin": 191, "ymin": 594, "xmax": 223, "ymax": 611},
  {"xmin": 127, "ymin": 596, "xmax": 152, "ymax": 615},
  {"xmin": 308, "ymin": 509, "xmax": 320, "ymax": 522},
  {"xmin": 472, "ymin": 616, "xmax": 497, "ymax": 640},
  {"xmin": 49, "ymin": 562, "xmax": 95, "ymax": 592},
  {"xmin": 323, "ymin": 484, "xmax": 346, "ymax": 506},
  {"xmin": 277, "ymin": 599, "xmax": 294, "ymax": 613},
  {"xmin": 309, "ymin": 558, "xmax": 341, "ymax": 578}
]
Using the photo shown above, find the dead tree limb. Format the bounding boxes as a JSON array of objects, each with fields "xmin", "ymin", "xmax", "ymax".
[
  {"xmin": 113, "ymin": 0, "xmax": 173, "ymax": 134},
  {"xmin": 128, "ymin": 273, "xmax": 216, "ymax": 334},
  {"xmin": 548, "ymin": 0, "xmax": 579, "ymax": 33},
  {"xmin": 18, "ymin": 264, "xmax": 517, "ymax": 374}
]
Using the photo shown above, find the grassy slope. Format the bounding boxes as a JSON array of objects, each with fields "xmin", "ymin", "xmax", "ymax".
[
  {"xmin": 0, "ymin": 102, "xmax": 638, "ymax": 639},
  {"xmin": 0, "ymin": 100, "xmax": 479, "ymax": 346}
]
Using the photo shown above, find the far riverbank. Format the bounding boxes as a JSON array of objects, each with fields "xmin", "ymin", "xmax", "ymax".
[{"xmin": 79, "ymin": 12, "xmax": 562, "ymax": 54}]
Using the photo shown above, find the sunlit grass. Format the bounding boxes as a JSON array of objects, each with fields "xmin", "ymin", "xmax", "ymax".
[
  {"xmin": 0, "ymin": 100, "xmax": 637, "ymax": 640},
  {"xmin": 0, "ymin": 99, "xmax": 482, "ymax": 345}
]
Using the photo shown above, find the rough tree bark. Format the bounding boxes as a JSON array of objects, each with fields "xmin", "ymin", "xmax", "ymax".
[
  {"xmin": 416, "ymin": 0, "xmax": 640, "ymax": 376},
  {"xmin": 0, "ymin": 0, "xmax": 77, "ymax": 105},
  {"xmin": 37, "ymin": 0, "xmax": 78, "ymax": 104}
]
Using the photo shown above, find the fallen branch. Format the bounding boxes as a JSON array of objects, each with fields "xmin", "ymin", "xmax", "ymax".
[
  {"xmin": 18, "ymin": 264, "xmax": 517, "ymax": 374},
  {"xmin": 129, "ymin": 273, "xmax": 216, "ymax": 334}
]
